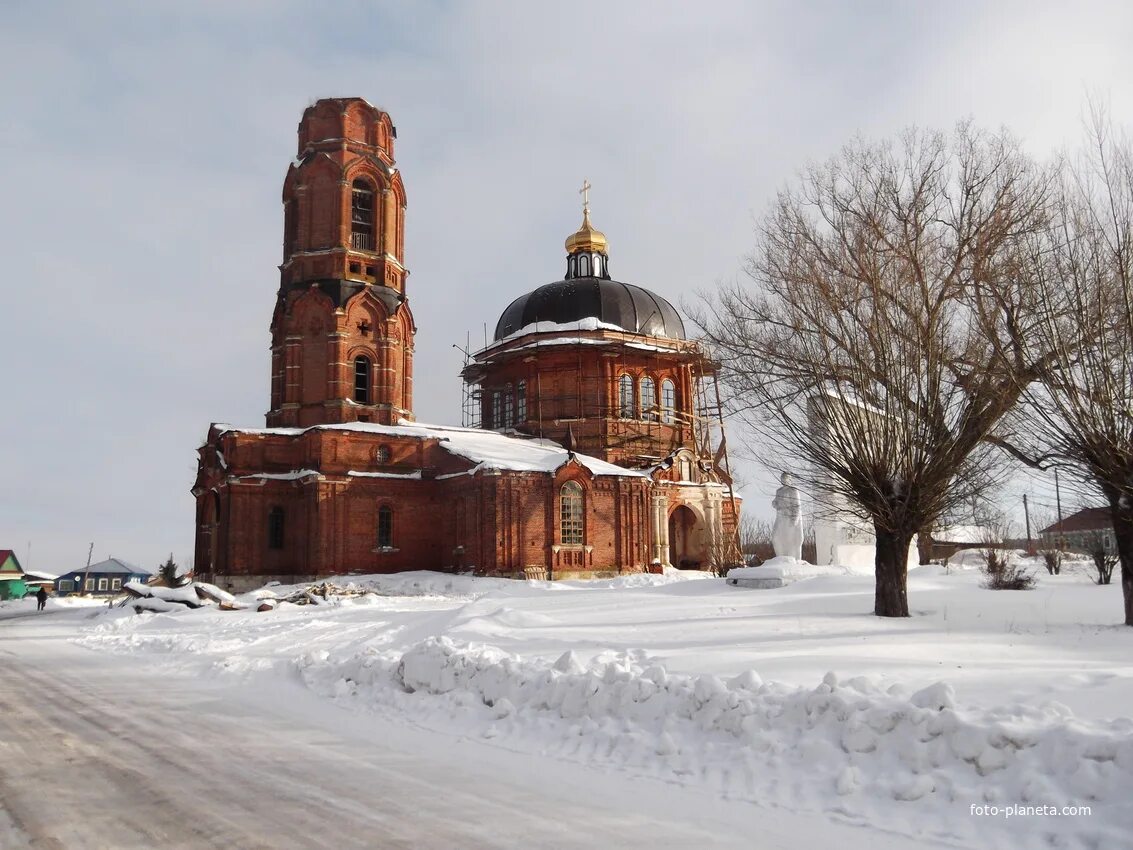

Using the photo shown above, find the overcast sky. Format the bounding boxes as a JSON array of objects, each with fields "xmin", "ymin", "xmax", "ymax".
[{"xmin": 2, "ymin": 1, "xmax": 1132, "ymax": 572}]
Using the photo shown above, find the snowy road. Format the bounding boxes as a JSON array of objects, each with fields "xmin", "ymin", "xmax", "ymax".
[{"xmin": 0, "ymin": 613, "xmax": 947, "ymax": 850}]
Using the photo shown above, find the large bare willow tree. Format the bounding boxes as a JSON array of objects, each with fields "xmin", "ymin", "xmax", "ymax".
[
  {"xmin": 695, "ymin": 125, "xmax": 1055, "ymax": 617},
  {"xmin": 1020, "ymin": 117, "xmax": 1133, "ymax": 625}
]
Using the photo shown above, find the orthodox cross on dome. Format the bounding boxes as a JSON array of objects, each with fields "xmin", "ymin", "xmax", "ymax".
[{"xmin": 579, "ymin": 179, "xmax": 591, "ymax": 214}]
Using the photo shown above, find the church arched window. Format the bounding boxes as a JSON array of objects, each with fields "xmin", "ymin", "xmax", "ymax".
[
  {"xmin": 661, "ymin": 379, "xmax": 676, "ymax": 423},
  {"xmin": 560, "ymin": 481, "xmax": 584, "ymax": 545},
  {"xmin": 579, "ymin": 254, "xmax": 591, "ymax": 276},
  {"xmin": 678, "ymin": 456, "xmax": 694, "ymax": 481},
  {"xmin": 503, "ymin": 383, "xmax": 514, "ymax": 428},
  {"xmin": 377, "ymin": 505, "xmax": 393, "ymax": 548},
  {"xmin": 354, "ymin": 356, "xmax": 372, "ymax": 404},
  {"xmin": 516, "ymin": 380, "xmax": 527, "ymax": 423},
  {"xmin": 268, "ymin": 507, "xmax": 285, "ymax": 549},
  {"xmin": 618, "ymin": 374, "xmax": 635, "ymax": 418},
  {"xmin": 640, "ymin": 377, "xmax": 657, "ymax": 421},
  {"xmin": 351, "ymin": 179, "xmax": 375, "ymax": 251}
]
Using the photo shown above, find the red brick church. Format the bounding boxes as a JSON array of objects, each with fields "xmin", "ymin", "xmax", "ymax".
[{"xmin": 192, "ymin": 97, "xmax": 739, "ymax": 590}]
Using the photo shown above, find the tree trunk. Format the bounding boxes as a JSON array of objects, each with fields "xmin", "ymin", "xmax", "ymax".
[
  {"xmin": 1111, "ymin": 500, "xmax": 1133, "ymax": 627},
  {"xmin": 874, "ymin": 527, "xmax": 912, "ymax": 618},
  {"xmin": 917, "ymin": 527, "xmax": 934, "ymax": 566}
]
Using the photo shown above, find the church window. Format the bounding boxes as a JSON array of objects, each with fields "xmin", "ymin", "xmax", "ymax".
[
  {"xmin": 661, "ymin": 379, "xmax": 676, "ymax": 423},
  {"xmin": 678, "ymin": 456, "xmax": 694, "ymax": 481},
  {"xmin": 516, "ymin": 380, "xmax": 527, "ymax": 423},
  {"xmin": 618, "ymin": 374, "xmax": 635, "ymax": 418},
  {"xmin": 268, "ymin": 507, "xmax": 285, "ymax": 549},
  {"xmin": 374, "ymin": 445, "xmax": 390, "ymax": 464},
  {"xmin": 579, "ymin": 254, "xmax": 591, "ymax": 276},
  {"xmin": 351, "ymin": 179, "xmax": 375, "ymax": 251},
  {"xmin": 640, "ymin": 377, "xmax": 657, "ymax": 421},
  {"xmin": 503, "ymin": 383, "xmax": 514, "ymax": 428},
  {"xmin": 354, "ymin": 356, "xmax": 372, "ymax": 404},
  {"xmin": 491, "ymin": 391, "xmax": 502, "ymax": 429},
  {"xmin": 560, "ymin": 481, "xmax": 584, "ymax": 545},
  {"xmin": 377, "ymin": 505, "xmax": 393, "ymax": 548}
]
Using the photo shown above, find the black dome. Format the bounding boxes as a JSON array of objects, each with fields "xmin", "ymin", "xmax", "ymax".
[{"xmin": 494, "ymin": 278, "xmax": 686, "ymax": 341}]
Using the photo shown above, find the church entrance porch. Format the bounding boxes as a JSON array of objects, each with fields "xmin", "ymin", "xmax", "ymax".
[{"xmin": 668, "ymin": 504, "xmax": 707, "ymax": 568}]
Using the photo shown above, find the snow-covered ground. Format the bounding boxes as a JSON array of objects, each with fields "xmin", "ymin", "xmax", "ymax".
[{"xmin": 4, "ymin": 555, "xmax": 1131, "ymax": 849}]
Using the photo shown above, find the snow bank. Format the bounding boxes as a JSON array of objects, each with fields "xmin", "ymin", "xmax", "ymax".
[
  {"xmin": 124, "ymin": 581, "xmax": 203, "ymax": 607},
  {"xmin": 297, "ymin": 637, "xmax": 1132, "ymax": 850},
  {"xmin": 729, "ymin": 557, "xmax": 872, "ymax": 581}
]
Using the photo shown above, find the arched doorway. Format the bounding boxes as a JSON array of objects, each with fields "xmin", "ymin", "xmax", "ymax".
[{"xmin": 669, "ymin": 505, "xmax": 705, "ymax": 568}]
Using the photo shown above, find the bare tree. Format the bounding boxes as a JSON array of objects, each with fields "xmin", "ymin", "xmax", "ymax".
[
  {"xmin": 695, "ymin": 124, "xmax": 1055, "ymax": 617},
  {"xmin": 1021, "ymin": 111, "xmax": 1133, "ymax": 623},
  {"xmin": 1084, "ymin": 531, "xmax": 1118, "ymax": 585},
  {"xmin": 978, "ymin": 513, "xmax": 1015, "ymax": 577},
  {"xmin": 738, "ymin": 514, "xmax": 775, "ymax": 562},
  {"xmin": 1029, "ymin": 508, "xmax": 1065, "ymax": 574}
]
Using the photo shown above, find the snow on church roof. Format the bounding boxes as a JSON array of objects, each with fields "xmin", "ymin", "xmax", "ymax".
[{"xmin": 215, "ymin": 420, "xmax": 649, "ymax": 479}]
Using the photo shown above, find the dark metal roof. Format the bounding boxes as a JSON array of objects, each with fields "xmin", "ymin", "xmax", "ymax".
[{"xmin": 493, "ymin": 278, "xmax": 686, "ymax": 341}]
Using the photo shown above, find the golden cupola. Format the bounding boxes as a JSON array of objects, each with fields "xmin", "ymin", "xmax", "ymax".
[
  {"xmin": 565, "ymin": 205, "xmax": 609, "ymax": 255},
  {"xmin": 564, "ymin": 181, "xmax": 611, "ymax": 280}
]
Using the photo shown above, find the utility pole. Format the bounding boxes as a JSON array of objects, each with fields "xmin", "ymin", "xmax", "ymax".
[
  {"xmin": 1023, "ymin": 494, "xmax": 1033, "ymax": 553},
  {"xmin": 80, "ymin": 543, "xmax": 94, "ymax": 596},
  {"xmin": 1054, "ymin": 469, "xmax": 1065, "ymax": 550}
]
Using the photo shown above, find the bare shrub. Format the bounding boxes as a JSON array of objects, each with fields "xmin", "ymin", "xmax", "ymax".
[
  {"xmin": 739, "ymin": 514, "xmax": 775, "ymax": 564},
  {"xmin": 1085, "ymin": 533, "xmax": 1118, "ymax": 585},
  {"xmin": 982, "ymin": 554, "xmax": 1036, "ymax": 590},
  {"xmin": 1038, "ymin": 548, "xmax": 1063, "ymax": 575}
]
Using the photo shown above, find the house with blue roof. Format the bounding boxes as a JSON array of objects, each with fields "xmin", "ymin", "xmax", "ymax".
[{"xmin": 54, "ymin": 558, "xmax": 154, "ymax": 596}]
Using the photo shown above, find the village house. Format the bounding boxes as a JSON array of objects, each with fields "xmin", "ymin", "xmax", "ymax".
[
  {"xmin": 0, "ymin": 550, "xmax": 29, "ymax": 600},
  {"xmin": 1040, "ymin": 507, "xmax": 1117, "ymax": 554},
  {"xmin": 54, "ymin": 558, "xmax": 154, "ymax": 597}
]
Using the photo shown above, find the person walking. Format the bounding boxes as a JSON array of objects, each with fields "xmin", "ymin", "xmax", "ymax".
[{"xmin": 35, "ymin": 586, "xmax": 48, "ymax": 612}]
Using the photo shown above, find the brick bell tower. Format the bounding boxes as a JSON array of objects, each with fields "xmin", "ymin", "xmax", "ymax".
[{"xmin": 266, "ymin": 97, "xmax": 415, "ymax": 428}]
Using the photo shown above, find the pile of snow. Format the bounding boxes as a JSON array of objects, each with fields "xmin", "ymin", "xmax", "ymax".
[
  {"xmin": 729, "ymin": 556, "xmax": 873, "ymax": 581},
  {"xmin": 296, "ymin": 637, "xmax": 1131, "ymax": 849}
]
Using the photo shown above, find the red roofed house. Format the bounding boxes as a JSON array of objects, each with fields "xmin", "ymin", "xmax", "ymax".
[{"xmin": 1040, "ymin": 507, "xmax": 1116, "ymax": 554}]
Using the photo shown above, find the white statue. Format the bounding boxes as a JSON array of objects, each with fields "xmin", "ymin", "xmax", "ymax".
[{"xmin": 772, "ymin": 471, "xmax": 803, "ymax": 560}]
